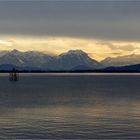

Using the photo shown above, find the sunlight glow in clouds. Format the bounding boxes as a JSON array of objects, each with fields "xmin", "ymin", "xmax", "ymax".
[
  {"xmin": 0, "ymin": 40, "xmax": 13, "ymax": 47},
  {"xmin": 0, "ymin": 35, "xmax": 140, "ymax": 61},
  {"xmin": 0, "ymin": 1, "xmax": 139, "ymax": 61}
]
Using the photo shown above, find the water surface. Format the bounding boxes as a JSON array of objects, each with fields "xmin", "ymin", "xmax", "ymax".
[{"xmin": 0, "ymin": 73, "xmax": 140, "ymax": 139}]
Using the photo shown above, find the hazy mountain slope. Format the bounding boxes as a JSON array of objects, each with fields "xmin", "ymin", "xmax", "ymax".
[{"xmin": 101, "ymin": 54, "xmax": 140, "ymax": 67}]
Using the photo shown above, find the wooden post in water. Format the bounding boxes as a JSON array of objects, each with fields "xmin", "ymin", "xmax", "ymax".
[{"xmin": 9, "ymin": 68, "xmax": 19, "ymax": 81}]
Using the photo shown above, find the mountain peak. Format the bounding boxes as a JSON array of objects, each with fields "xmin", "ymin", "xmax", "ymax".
[
  {"xmin": 67, "ymin": 50, "xmax": 86, "ymax": 55},
  {"xmin": 9, "ymin": 49, "xmax": 22, "ymax": 56},
  {"xmin": 60, "ymin": 50, "xmax": 87, "ymax": 57},
  {"xmin": 11, "ymin": 49, "xmax": 20, "ymax": 53}
]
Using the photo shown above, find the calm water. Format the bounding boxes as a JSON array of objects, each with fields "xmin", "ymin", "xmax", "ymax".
[{"xmin": 0, "ymin": 73, "xmax": 140, "ymax": 139}]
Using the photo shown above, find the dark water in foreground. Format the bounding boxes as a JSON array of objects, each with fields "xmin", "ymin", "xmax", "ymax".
[{"xmin": 0, "ymin": 73, "xmax": 140, "ymax": 139}]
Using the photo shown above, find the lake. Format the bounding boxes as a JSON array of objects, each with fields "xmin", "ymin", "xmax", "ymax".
[{"xmin": 0, "ymin": 73, "xmax": 140, "ymax": 139}]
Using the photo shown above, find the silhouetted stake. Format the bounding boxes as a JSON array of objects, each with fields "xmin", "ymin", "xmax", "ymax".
[{"xmin": 9, "ymin": 68, "xmax": 19, "ymax": 81}]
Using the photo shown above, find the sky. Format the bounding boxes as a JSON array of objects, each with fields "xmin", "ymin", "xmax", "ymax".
[{"xmin": 0, "ymin": 0, "xmax": 140, "ymax": 61}]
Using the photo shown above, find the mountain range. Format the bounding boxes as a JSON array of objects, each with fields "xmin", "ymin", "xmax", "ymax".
[
  {"xmin": 0, "ymin": 49, "xmax": 101, "ymax": 71},
  {"xmin": 0, "ymin": 49, "xmax": 140, "ymax": 72}
]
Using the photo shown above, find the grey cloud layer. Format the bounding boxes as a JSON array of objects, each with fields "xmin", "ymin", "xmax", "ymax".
[{"xmin": 0, "ymin": 1, "xmax": 140, "ymax": 41}]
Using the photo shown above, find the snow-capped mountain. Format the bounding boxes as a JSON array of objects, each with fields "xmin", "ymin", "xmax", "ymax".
[
  {"xmin": 0, "ymin": 49, "xmax": 101, "ymax": 71},
  {"xmin": 0, "ymin": 49, "xmax": 54, "ymax": 68},
  {"xmin": 101, "ymin": 54, "xmax": 140, "ymax": 67},
  {"xmin": 45, "ymin": 50, "xmax": 101, "ymax": 70},
  {"xmin": 1, "ymin": 49, "xmax": 140, "ymax": 71}
]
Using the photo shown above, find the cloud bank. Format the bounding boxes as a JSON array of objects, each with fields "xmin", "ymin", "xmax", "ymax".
[{"xmin": 0, "ymin": 1, "xmax": 140, "ymax": 41}]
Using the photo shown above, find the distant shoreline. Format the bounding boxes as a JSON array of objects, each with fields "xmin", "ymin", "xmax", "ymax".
[{"xmin": 2, "ymin": 70, "xmax": 140, "ymax": 73}]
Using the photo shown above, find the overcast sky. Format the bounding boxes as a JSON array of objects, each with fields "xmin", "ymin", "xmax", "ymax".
[
  {"xmin": 0, "ymin": 1, "xmax": 140, "ymax": 41},
  {"xmin": 0, "ymin": 1, "xmax": 139, "ymax": 60}
]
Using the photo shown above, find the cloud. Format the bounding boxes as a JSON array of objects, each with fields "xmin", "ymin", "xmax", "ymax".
[
  {"xmin": 0, "ymin": 35, "xmax": 139, "ymax": 61},
  {"xmin": 0, "ymin": 40, "xmax": 13, "ymax": 47},
  {"xmin": 0, "ymin": 1, "xmax": 140, "ymax": 41},
  {"xmin": 98, "ymin": 41, "xmax": 138, "ymax": 51}
]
